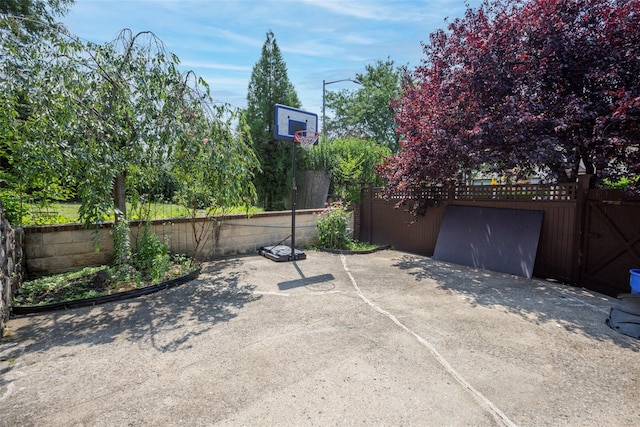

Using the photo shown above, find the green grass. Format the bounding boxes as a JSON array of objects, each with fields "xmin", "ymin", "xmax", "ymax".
[
  {"xmin": 310, "ymin": 240, "xmax": 380, "ymax": 252},
  {"xmin": 21, "ymin": 202, "xmax": 263, "ymax": 226}
]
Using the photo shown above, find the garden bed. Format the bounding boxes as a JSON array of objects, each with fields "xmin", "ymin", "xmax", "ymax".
[
  {"xmin": 12, "ymin": 262, "xmax": 199, "ymax": 315},
  {"xmin": 319, "ymin": 244, "xmax": 391, "ymax": 255}
]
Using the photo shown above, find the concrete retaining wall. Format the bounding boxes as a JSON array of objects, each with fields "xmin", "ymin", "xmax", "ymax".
[
  {"xmin": 23, "ymin": 210, "xmax": 321, "ymax": 276},
  {"xmin": 1, "ymin": 205, "xmax": 24, "ymax": 336}
]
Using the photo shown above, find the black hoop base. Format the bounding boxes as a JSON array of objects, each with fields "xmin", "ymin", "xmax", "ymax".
[{"xmin": 258, "ymin": 245, "xmax": 307, "ymax": 262}]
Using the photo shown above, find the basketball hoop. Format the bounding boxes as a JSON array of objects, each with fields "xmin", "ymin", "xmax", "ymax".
[
  {"xmin": 262, "ymin": 105, "xmax": 320, "ymax": 262},
  {"xmin": 294, "ymin": 130, "xmax": 320, "ymax": 150}
]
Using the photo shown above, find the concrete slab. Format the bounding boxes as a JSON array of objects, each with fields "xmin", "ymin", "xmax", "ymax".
[{"xmin": 1, "ymin": 250, "xmax": 639, "ymax": 426}]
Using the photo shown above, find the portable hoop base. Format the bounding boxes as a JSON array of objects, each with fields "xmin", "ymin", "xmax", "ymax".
[{"xmin": 258, "ymin": 245, "xmax": 307, "ymax": 262}]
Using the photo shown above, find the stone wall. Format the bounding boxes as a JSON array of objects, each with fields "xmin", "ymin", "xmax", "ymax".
[
  {"xmin": 1, "ymin": 205, "xmax": 24, "ymax": 336},
  {"xmin": 23, "ymin": 209, "xmax": 321, "ymax": 276}
]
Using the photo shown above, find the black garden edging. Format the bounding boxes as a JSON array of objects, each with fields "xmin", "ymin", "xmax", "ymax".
[
  {"xmin": 11, "ymin": 269, "xmax": 201, "ymax": 316},
  {"xmin": 319, "ymin": 244, "xmax": 391, "ymax": 255}
]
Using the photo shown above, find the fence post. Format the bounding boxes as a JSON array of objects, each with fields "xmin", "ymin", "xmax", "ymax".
[
  {"xmin": 448, "ymin": 182, "xmax": 456, "ymax": 201},
  {"xmin": 353, "ymin": 197, "xmax": 361, "ymax": 242},
  {"xmin": 368, "ymin": 183, "xmax": 374, "ymax": 243},
  {"xmin": 572, "ymin": 174, "xmax": 594, "ymax": 285}
]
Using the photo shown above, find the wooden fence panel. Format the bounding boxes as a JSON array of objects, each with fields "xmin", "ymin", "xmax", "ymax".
[
  {"xmin": 360, "ymin": 181, "xmax": 640, "ymax": 296},
  {"xmin": 360, "ymin": 184, "xmax": 578, "ymax": 284},
  {"xmin": 360, "ymin": 196, "xmax": 444, "ymax": 256}
]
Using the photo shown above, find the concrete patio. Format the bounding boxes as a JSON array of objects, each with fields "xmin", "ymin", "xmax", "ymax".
[{"xmin": 1, "ymin": 250, "xmax": 639, "ymax": 426}]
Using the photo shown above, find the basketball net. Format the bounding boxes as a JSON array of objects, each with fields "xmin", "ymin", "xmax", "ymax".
[{"xmin": 293, "ymin": 130, "xmax": 320, "ymax": 150}]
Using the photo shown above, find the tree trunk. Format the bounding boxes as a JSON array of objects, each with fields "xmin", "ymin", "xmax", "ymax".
[{"xmin": 113, "ymin": 172, "xmax": 127, "ymax": 219}]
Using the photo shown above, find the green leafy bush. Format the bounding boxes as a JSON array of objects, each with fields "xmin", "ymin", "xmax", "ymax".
[
  {"xmin": 316, "ymin": 201, "xmax": 351, "ymax": 249},
  {"xmin": 602, "ymin": 176, "xmax": 639, "ymax": 190},
  {"xmin": 112, "ymin": 213, "xmax": 132, "ymax": 268},
  {"xmin": 133, "ymin": 221, "xmax": 170, "ymax": 281},
  {"xmin": 300, "ymin": 138, "xmax": 390, "ymax": 206},
  {"xmin": 330, "ymin": 138, "xmax": 390, "ymax": 205},
  {"xmin": 0, "ymin": 190, "xmax": 29, "ymax": 224},
  {"xmin": 300, "ymin": 141, "xmax": 336, "ymax": 171}
]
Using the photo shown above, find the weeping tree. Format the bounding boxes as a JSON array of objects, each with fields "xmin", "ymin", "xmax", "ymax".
[
  {"xmin": 171, "ymin": 104, "xmax": 258, "ymax": 260},
  {"xmin": 4, "ymin": 24, "xmax": 214, "ymax": 221},
  {"xmin": 0, "ymin": 1, "xmax": 75, "ymax": 223},
  {"xmin": 0, "ymin": 0, "xmax": 74, "ymax": 37},
  {"xmin": 1, "ymin": 20, "xmax": 258, "ymax": 259}
]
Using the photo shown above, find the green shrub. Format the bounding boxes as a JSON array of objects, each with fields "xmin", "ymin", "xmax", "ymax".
[
  {"xmin": 330, "ymin": 138, "xmax": 390, "ymax": 205},
  {"xmin": 300, "ymin": 141, "xmax": 336, "ymax": 171},
  {"xmin": 0, "ymin": 190, "xmax": 29, "ymax": 224},
  {"xmin": 316, "ymin": 201, "xmax": 351, "ymax": 249},
  {"xmin": 133, "ymin": 221, "xmax": 170, "ymax": 281},
  {"xmin": 112, "ymin": 213, "xmax": 132, "ymax": 268},
  {"xmin": 602, "ymin": 176, "xmax": 639, "ymax": 190}
]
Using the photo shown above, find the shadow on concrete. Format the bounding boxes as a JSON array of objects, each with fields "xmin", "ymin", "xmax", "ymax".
[
  {"xmin": 277, "ymin": 261, "xmax": 336, "ymax": 291},
  {"xmin": 5, "ymin": 258, "xmax": 261, "ymax": 356},
  {"xmin": 391, "ymin": 254, "xmax": 640, "ymax": 352}
]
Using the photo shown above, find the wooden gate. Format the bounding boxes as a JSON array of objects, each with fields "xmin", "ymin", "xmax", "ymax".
[{"xmin": 580, "ymin": 189, "xmax": 640, "ymax": 296}]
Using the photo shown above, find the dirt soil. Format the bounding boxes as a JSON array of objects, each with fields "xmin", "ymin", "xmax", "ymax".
[{"xmin": 1, "ymin": 250, "xmax": 639, "ymax": 426}]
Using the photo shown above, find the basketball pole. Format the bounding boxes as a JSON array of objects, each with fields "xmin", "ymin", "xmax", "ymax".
[
  {"xmin": 258, "ymin": 104, "xmax": 317, "ymax": 262},
  {"xmin": 290, "ymin": 138, "xmax": 298, "ymax": 260}
]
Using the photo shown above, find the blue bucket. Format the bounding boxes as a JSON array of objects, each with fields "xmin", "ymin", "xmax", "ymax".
[{"xmin": 631, "ymin": 269, "xmax": 640, "ymax": 294}]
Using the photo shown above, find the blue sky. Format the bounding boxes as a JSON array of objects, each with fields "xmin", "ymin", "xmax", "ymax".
[{"xmin": 62, "ymin": 0, "xmax": 482, "ymax": 116}]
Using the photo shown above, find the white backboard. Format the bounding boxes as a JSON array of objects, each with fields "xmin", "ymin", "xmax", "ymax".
[{"xmin": 274, "ymin": 104, "xmax": 318, "ymax": 141}]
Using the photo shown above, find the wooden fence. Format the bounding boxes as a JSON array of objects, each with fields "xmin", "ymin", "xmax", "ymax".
[{"xmin": 357, "ymin": 176, "xmax": 640, "ymax": 296}]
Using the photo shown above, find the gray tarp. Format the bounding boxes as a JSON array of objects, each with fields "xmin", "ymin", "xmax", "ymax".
[{"xmin": 607, "ymin": 294, "xmax": 640, "ymax": 339}]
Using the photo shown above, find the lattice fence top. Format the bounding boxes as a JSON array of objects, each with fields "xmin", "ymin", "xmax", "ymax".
[
  {"xmin": 367, "ymin": 183, "xmax": 578, "ymax": 202},
  {"xmin": 455, "ymin": 184, "xmax": 578, "ymax": 201},
  {"xmin": 368, "ymin": 186, "xmax": 449, "ymax": 200}
]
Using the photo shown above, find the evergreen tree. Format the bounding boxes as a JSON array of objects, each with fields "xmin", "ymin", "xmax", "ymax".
[{"xmin": 246, "ymin": 30, "xmax": 301, "ymax": 211}]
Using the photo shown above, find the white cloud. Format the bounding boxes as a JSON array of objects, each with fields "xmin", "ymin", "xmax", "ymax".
[
  {"xmin": 193, "ymin": 26, "xmax": 264, "ymax": 48},
  {"xmin": 61, "ymin": 0, "xmax": 485, "ymax": 112},
  {"xmin": 299, "ymin": 0, "xmax": 447, "ymax": 22},
  {"xmin": 180, "ymin": 61, "xmax": 252, "ymax": 72}
]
